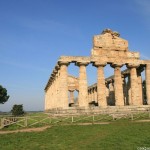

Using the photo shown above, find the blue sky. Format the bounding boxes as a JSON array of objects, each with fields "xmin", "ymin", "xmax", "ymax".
[{"xmin": 0, "ymin": 0, "xmax": 150, "ymax": 112}]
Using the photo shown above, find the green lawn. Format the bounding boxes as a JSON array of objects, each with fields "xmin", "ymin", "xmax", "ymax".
[{"xmin": 0, "ymin": 121, "xmax": 150, "ymax": 150}]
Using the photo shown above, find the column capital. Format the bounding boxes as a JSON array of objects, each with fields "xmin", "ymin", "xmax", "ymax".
[
  {"xmin": 127, "ymin": 63, "xmax": 140, "ymax": 68},
  {"xmin": 55, "ymin": 65, "xmax": 60, "ymax": 70},
  {"xmin": 58, "ymin": 61, "xmax": 70, "ymax": 66},
  {"xmin": 76, "ymin": 61, "xmax": 89, "ymax": 66},
  {"xmin": 93, "ymin": 62, "xmax": 107, "ymax": 67},
  {"xmin": 50, "ymin": 77, "xmax": 54, "ymax": 82},
  {"xmin": 68, "ymin": 89, "xmax": 75, "ymax": 92},
  {"xmin": 53, "ymin": 69, "xmax": 58, "ymax": 74},
  {"xmin": 111, "ymin": 63, "xmax": 123, "ymax": 68},
  {"xmin": 51, "ymin": 73, "xmax": 55, "ymax": 78}
]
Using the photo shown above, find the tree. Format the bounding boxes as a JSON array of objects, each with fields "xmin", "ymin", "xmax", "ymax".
[
  {"xmin": 11, "ymin": 104, "xmax": 24, "ymax": 116},
  {"xmin": 0, "ymin": 85, "xmax": 9, "ymax": 104}
]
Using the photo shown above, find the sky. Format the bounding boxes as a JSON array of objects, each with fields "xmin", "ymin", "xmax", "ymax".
[{"xmin": 0, "ymin": 0, "xmax": 150, "ymax": 112}]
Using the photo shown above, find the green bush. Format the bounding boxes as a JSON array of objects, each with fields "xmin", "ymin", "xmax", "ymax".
[{"xmin": 11, "ymin": 104, "xmax": 24, "ymax": 116}]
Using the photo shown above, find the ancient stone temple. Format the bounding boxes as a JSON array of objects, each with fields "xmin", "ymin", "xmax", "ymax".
[{"xmin": 44, "ymin": 29, "xmax": 150, "ymax": 112}]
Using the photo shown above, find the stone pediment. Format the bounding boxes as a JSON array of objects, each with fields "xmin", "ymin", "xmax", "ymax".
[{"xmin": 93, "ymin": 29, "xmax": 128, "ymax": 51}]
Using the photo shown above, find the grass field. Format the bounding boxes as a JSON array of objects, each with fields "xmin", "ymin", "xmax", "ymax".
[{"xmin": 0, "ymin": 120, "xmax": 150, "ymax": 150}]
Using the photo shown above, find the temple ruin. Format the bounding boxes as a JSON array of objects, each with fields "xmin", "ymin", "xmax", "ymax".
[{"xmin": 44, "ymin": 29, "xmax": 150, "ymax": 112}]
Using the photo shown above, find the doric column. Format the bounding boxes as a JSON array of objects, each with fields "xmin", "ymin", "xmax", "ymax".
[
  {"xmin": 52, "ymin": 77, "xmax": 56, "ymax": 108},
  {"xmin": 146, "ymin": 64, "xmax": 150, "ymax": 105},
  {"xmin": 55, "ymin": 73, "xmax": 59, "ymax": 107},
  {"xmin": 88, "ymin": 89, "xmax": 90, "ymax": 102},
  {"xmin": 94, "ymin": 87, "xmax": 98, "ymax": 103},
  {"xmin": 69, "ymin": 90, "xmax": 74, "ymax": 104},
  {"xmin": 111, "ymin": 63, "xmax": 124, "ymax": 106},
  {"xmin": 122, "ymin": 76, "xmax": 128, "ymax": 105},
  {"xmin": 105, "ymin": 83, "xmax": 109, "ymax": 105},
  {"xmin": 92, "ymin": 88, "xmax": 94, "ymax": 101},
  {"xmin": 50, "ymin": 77, "xmax": 55, "ymax": 108},
  {"xmin": 127, "ymin": 64, "xmax": 139, "ymax": 105},
  {"xmin": 94, "ymin": 62, "xmax": 107, "ymax": 107},
  {"xmin": 109, "ymin": 80, "xmax": 115, "ymax": 105},
  {"xmin": 55, "ymin": 65, "xmax": 60, "ymax": 108},
  {"xmin": 127, "ymin": 75, "xmax": 131, "ymax": 105},
  {"xmin": 88, "ymin": 89, "xmax": 92, "ymax": 103},
  {"xmin": 58, "ymin": 61, "xmax": 69, "ymax": 108},
  {"xmin": 76, "ymin": 62, "xmax": 89, "ymax": 107},
  {"xmin": 137, "ymin": 69, "xmax": 144, "ymax": 105},
  {"xmin": 56, "ymin": 69, "xmax": 61, "ymax": 108},
  {"xmin": 53, "ymin": 69, "xmax": 58, "ymax": 108}
]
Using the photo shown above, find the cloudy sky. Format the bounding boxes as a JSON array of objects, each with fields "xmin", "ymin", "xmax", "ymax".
[{"xmin": 0, "ymin": 0, "xmax": 150, "ymax": 112}]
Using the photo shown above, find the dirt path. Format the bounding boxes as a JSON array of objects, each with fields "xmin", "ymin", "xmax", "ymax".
[
  {"xmin": 0, "ymin": 122, "xmax": 110, "ymax": 134},
  {"xmin": 0, "ymin": 126, "xmax": 50, "ymax": 134},
  {"xmin": 134, "ymin": 119, "xmax": 150, "ymax": 122}
]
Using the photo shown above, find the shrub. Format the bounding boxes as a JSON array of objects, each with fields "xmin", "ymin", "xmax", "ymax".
[{"xmin": 11, "ymin": 104, "xmax": 24, "ymax": 116}]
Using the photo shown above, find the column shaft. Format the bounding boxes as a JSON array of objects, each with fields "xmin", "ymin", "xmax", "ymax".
[
  {"xmin": 97, "ymin": 66, "xmax": 107, "ymax": 107},
  {"xmin": 109, "ymin": 82, "xmax": 115, "ymax": 105},
  {"xmin": 94, "ymin": 88, "xmax": 98, "ymax": 103},
  {"xmin": 123, "ymin": 77, "xmax": 128, "ymax": 105},
  {"xmin": 78, "ymin": 64, "xmax": 89, "ymax": 107},
  {"xmin": 114, "ymin": 66, "xmax": 124, "ymax": 106},
  {"xmin": 89, "ymin": 90, "xmax": 92, "ymax": 103},
  {"xmin": 130, "ymin": 67, "xmax": 139, "ymax": 105},
  {"xmin": 127, "ymin": 75, "xmax": 131, "ymax": 105},
  {"xmin": 146, "ymin": 64, "xmax": 150, "ymax": 105},
  {"xmin": 69, "ymin": 91, "xmax": 74, "ymax": 104},
  {"xmin": 137, "ymin": 72, "xmax": 143, "ymax": 105},
  {"xmin": 59, "ymin": 63, "xmax": 68, "ymax": 108}
]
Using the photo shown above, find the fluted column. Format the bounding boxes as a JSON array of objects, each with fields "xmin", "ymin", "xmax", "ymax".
[
  {"xmin": 55, "ymin": 73, "xmax": 59, "ymax": 108},
  {"xmin": 92, "ymin": 88, "xmax": 94, "ymax": 101},
  {"xmin": 94, "ymin": 62, "xmax": 107, "ymax": 107},
  {"xmin": 53, "ymin": 69, "xmax": 58, "ymax": 108},
  {"xmin": 127, "ymin": 75, "xmax": 131, "ymax": 105},
  {"xmin": 69, "ymin": 90, "xmax": 74, "ymax": 104},
  {"xmin": 127, "ymin": 64, "xmax": 139, "ymax": 105},
  {"xmin": 94, "ymin": 88, "xmax": 98, "ymax": 103},
  {"xmin": 58, "ymin": 61, "xmax": 69, "ymax": 108},
  {"xmin": 53, "ymin": 77, "xmax": 56, "ymax": 108},
  {"xmin": 111, "ymin": 63, "xmax": 124, "ymax": 106},
  {"xmin": 109, "ymin": 80, "xmax": 115, "ymax": 105},
  {"xmin": 49, "ymin": 77, "xmax": 54, "ymax": 108},
  {"xmin": 146, "ymin": 64, "xmax": 150, "ymax": 105},
  {"xmin": 137, "ymin": 70, "xmax": 143, "ymax": 105},
  {"xmin": 55, "ymin": 65, "xmax": 60, "ymax": 108},
  {"xmin": 88, "ymin": 89, "xmax": 92, "ymax": 103},
  {"xmin": 106, "ymin": 83, "xmax": 109, "ymax": 105},
  {"xmin": 77, "ymin": 62, "xmax": 89, "ymax": 107},
  {"xmin": 88, "ymin": 90, "xmax": 90, "ymax": 102},
  {"xmin": 122, "ymin": 76, "xmax": 128, "ymax": 105},
  {"xmin": 56, "ymin": 69, "xmax": 61, "ymax": 108}
]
